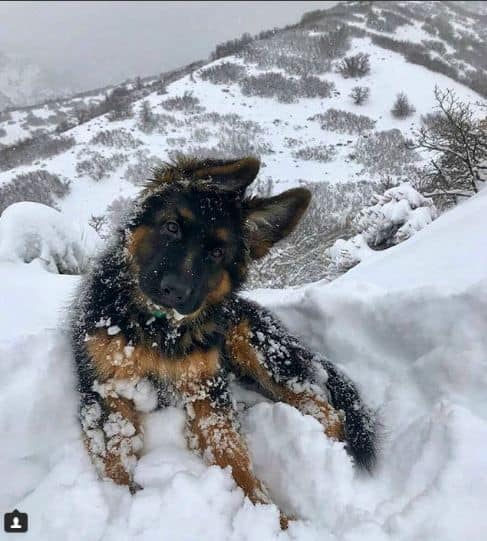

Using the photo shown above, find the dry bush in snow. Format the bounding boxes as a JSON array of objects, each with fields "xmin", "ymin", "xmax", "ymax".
[
  {"xmin": 199, "ymin": 62, "xmax": 246, "ymax": 84},
  {"xmin": 161, "ymin": 92, "xmax": 204, "ymax": 113},
  {"xmin": 327, "ymin": 183, "xmax": 437, "ymax": 275},
  {"xmin": 90, "ymin": 129, "xmax": 142, "ymax": 149},
  {"xmin": 76, "ymin": 150, "xmax": 128, "ymax": 181},
  {"xmin": 338, "ymin": 53, "xmax": 370, "ymax": 78},
  {"xmin": 0, "ymin": 135, "xmax": 75, "ymax": 172},
  {"xmin": 0, "ymin": 170, "xmax": 70, "ymax": 215},
  {"xmin": 413, "ymin": 87, "xmax": 487, "ymax": 204},
  {"xmin": 122, "ymin": 150, "xmax": 164, "ymax": 186},
  {"xmin": 354, "ymin": 129, "xmax": 419, "ymax": 176},
  {"xmin": 350, "ymin": 86, "xmax": 370, "ymax": 105},
  {"xmin": 391, "ymin": 92, "xmax": 416, "ymax": 118},
  {"xmin": 309, "ymin": 108, "xmax": 375, "ymax": 134},
  {"xmin": 292, "ymin": 144, "xmax": 337, "ymax": 162}
]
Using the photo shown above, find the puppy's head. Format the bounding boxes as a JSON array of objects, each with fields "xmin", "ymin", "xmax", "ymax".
[{"xmin": 126, "ymin": 157, "xmax": 311, "ymax": 319}]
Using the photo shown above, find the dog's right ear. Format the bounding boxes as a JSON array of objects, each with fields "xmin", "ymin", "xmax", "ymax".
[
  {"xmin": 244, "ymin": 187, "xmax": 311, "ymax": 259},
  {"xmin": 194, "ymin": 157, "xmax": 260, "ymax": 193}
]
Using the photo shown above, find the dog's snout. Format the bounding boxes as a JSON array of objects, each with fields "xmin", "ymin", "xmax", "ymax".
[{"xmin": 159, "ymin": 275, "xmax": 192, "ymax": 308}]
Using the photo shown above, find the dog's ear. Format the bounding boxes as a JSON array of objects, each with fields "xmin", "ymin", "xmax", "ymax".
[
  {"xmin": 244, "ymin": 187, "xmax": 311, "ymax": 259},
  {"xmin": 194, "ymin": 157, "xmax": 260, "ymax": 192}
]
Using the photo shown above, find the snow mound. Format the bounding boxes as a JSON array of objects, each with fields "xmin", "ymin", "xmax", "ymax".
[
  {"xmin": 0, "ymin": 202, "xmax": 101, "ymax": 274},
  {"xmin": 327, "ymin": 183, "xmax": 438, "ymax": 271},
  {"xmin": 356, "ymin": 183, "xmax": 438, "ymax": 247},
  {"xmin": 0, "ymin": 189, "xmax": 486, "ymax": 540}
]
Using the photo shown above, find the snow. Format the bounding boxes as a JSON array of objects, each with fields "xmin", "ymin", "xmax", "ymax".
[
  {"xmin": 0, "ymin": 202, "xmax": 101, "ymax": 274},
  {"xmin": 0, "ymin": 176, "xmax": 486, "ymax": 540}
]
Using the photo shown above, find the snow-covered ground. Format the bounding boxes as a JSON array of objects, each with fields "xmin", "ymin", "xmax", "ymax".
[{"xmin": 1, "ymin": 180, "xmax": 486, "ymax": 540}]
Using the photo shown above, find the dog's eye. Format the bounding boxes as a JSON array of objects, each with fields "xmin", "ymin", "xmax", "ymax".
[
  {"xmin": 164, "ymin": 221, "xmax": 180, "ymax": 235},
  {"xmin": 210, "ymin": 247, "xmax": 224, "ymax": 260}
]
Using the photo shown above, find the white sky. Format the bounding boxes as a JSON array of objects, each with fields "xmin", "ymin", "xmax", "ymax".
[{"xmin": 0, "ymin": 1, "xmax": 336, "ymax": 90}]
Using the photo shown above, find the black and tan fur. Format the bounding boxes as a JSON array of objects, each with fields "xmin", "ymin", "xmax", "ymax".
[{"xmin": 70, "ymin": 156, "xmax": 377, "ymax": 527}]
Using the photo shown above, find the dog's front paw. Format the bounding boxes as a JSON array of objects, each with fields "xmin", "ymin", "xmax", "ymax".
[
  {"xmin": 129, "ymin": 481, "xmax": 143, "ymax": 495},
  {"xmin": 280, "ymin": 512, "xmax": 295, "ymax": 530}
]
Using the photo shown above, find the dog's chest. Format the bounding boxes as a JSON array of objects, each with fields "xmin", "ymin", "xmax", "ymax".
[{"xmin": 85, "ymin": 325, "xmax": 221, "ymax": 387}]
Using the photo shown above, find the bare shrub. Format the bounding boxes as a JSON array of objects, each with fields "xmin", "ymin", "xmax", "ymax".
[
  {"xmin": 154, "ymin": 113, "xmax": 184, "ymax": 134},
  {"xmin": 240, "ymin": 26, "xmax": 350, "ymax": 75},
  {"xmin": 88, "ymin": 215, "xmax": 107, "ymax": 236},
  {"xmin": 166, "ymin": 137, "xmax": 187, "ymax": 147},
  {"xmin": 300, "ymin": 76, "xmax": 335, "ymax": 98},
  {"xmin": 350, "ymin": 86, "xmax": 370, "ymax": 105},
  {"xmin": 211, "ymin": 32, "xmax": 253, "ymax": 60},
  {"xmin": 240, "ymin": 72, "xmax": 334, "ymax": 103},
  {"xmin": 199, "ymin": 62, "xmax": 246, "ymax": 84},
  {"xmin": 76, "ymin": 150, "xmax": 128, "ymax": 181},
  {"xmin": 309, "ymin": 108, "xmax": 375, "ymax": 134},
  {"xmin": 338, "ymin": 53, "xmax": 370, "ymax": 78},
  {"xmin": 413, "ymin": 87, "xmax": 487, "ymax": 202},
  {"xmin": 90, "ymin": 129, "xmax": 142, "ymax": 149},
  {"xmin": 366, "ymin": 8, "xmax": 410, "ymax": 33},
  {"xmin": 216, "ymin": 127, "xmax": 272, "ymax": 156},
  {"xmin": 241, "ymin": 72, "xmax": 300, "ymax": 103},
  {"xmin": 391, "ymin": 92, "xmax": 416, "ymax": 118},
  {"xmin": 0, "ymin": 135, "xmax": 75, "ymax": 172},
  {"xmin": 422, "ymin": 39, "xmax": 447, "ymax": 55},
  {"xmin": 292, "ymin": 144, "xmax": 336, "ymax": 162},
  {"xmin": 55, "ymin": 118, "xmax": 77, "ymax": 134},
  {"xmin": 284, "ymin": 137, "xmax": 303, "ymax": 149},
  {"xmin": 161, "ymin": 91, "xmax": 204, "ymax": 113},
  {"xmin": 122, "ymin": 150, "xmax": 164, "ymax": 186},
  {"xmin": 0, "ymin": 170, "xmax": 70, "ymax": 214},
  {"xmin": 354, "ymin": 129, "xmax": 419, "ymax": 176},
  {"xmin": 191, "ymin": 127, "xmax": 211, "ymax": 143},
  {"xmin": 137, "ymin": 100, "xmax": 158, "ymax": 133},
  {"xmin": 106, "ymin": 86, "xmax": 133, "ymax": 121},
  {"xmin": 106, "ymin": 196, "xmax": 134, "ymax": 232}
]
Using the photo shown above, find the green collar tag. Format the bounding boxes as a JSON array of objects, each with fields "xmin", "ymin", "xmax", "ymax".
[{"xmin": 152, "ymin": 310, "xmax": 166, "ymax": 319}]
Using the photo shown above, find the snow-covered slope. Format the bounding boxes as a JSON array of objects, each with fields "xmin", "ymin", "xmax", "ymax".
[
  {"xmin": 1, "ymin": 163, "xmax": 486, "ymax": 541},
  {"xmin": 0, "ymin": 52, "xmax": 72, "ymax": 110},
  {"xmin": 1, "ymin": 2, "xmax": 485, "ymax": 227}
]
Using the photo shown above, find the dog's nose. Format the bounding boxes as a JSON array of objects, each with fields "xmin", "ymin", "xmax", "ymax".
[{"xmin": 159, "ymin": 275, "xmax": 192, "ymax": 309}]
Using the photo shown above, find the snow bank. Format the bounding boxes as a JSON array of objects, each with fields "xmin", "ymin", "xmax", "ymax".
[
  {"xmin": 0, "ymin": 202, "xmax": 101, "ymax": 274},
  {"xmin": 0, "ymin": 189, "xmax": 486, "ymax": 540}
]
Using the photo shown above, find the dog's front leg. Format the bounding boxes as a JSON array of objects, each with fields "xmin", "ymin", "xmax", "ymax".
[
  {"xmin": 80, "ymin": 390, "xmax": 143, "ymax": 493},
  {"xmin": 226, "ymin": 313, "xmax": 345, "ymax": 442},
  {"xmin": 178, "ymin": 372, "xmax": 289, "ymax": 528}
]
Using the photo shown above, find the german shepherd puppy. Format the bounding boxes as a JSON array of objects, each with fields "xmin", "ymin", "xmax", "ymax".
[{"xmin": 70, "ymin": 156, "xmax": 376, "ymax": 527}]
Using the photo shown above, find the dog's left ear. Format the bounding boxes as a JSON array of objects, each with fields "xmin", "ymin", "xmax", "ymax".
[
  {"xmin": 244, "ymin": 187, "xmax": 311, "ymax": 259},
  {"xmin": 194, "ymin": 157, "xmax": 260, "ymax": 192}
]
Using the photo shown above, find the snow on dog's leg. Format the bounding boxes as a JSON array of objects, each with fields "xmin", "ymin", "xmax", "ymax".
[
  {"xmin": 226, "ymin": 319, "xmax": 344, "ymax": 441},
  {"xmin": 80, "ymin": 389, "xmax": 143, "ymax": 492},
  {"xmin": 176, "ymin": 370, "xmax": 290, "ymax": 528},
  {"xmin": 225, "ymin": 298, "xmax": 377, "ymax": 471}
]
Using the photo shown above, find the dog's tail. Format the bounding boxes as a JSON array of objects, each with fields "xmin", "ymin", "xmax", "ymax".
[{"xmin": 321, "ymin": 359, "xmax": 379, "ymax": 472}]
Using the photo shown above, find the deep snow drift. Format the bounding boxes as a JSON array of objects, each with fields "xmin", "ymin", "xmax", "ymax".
[{"xmin": 1, "ymin": 187, "xmax": 486, "ymax": 541}]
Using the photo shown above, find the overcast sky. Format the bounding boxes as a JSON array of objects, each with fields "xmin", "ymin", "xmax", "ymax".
[{"xmin": 0, "ymin": 1, "xmax": 334, "ymax": 91}]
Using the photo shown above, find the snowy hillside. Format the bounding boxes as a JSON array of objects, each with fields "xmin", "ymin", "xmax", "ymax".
[
  {"xmin": 1, "ymin": 1, "xmax": 485, "ymax": 287},
  {"xmin": 1, "ymin": 153, "xmax": 486, "ymax": 541}
]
